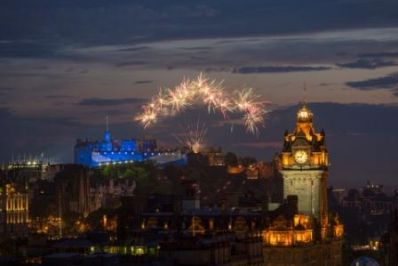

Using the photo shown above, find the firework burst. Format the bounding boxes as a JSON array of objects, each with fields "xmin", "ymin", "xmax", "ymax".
[
  {"xmin": 186, "ymin": 122, "xmax": 207, "ymax": 154},
  {"xmin": 174, "ymin": 121, "xmax": 208, "ymax": 153},
  {"xmin": 135, "ymin": 73, "xmax": 268, "ymax": 134}
]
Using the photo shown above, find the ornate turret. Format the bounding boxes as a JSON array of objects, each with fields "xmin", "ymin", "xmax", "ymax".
[
  {"xmin": 296, "ymin": 104, "xmax": 313, "ymax": 123},
  {"xmin": 281, "ymin": 104, "xmax": 328, "ymax": 169}
]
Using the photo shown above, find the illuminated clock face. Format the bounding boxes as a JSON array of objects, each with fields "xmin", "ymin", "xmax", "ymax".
[{"xmin": 294, "ymin": 150, "xmax": 308, "ymax": 164}]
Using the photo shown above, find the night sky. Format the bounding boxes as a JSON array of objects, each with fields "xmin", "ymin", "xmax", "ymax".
[{"xmin": 1, "ymin": 0, "xmax": 398, "ymax": 189}]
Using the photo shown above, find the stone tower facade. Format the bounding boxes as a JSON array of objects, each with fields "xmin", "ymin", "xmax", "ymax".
[{"xmin": 279, "ymin": 104, "xmax": 329, "ymax": 233}]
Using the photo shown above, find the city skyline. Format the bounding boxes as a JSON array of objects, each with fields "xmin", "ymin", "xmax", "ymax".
[{"xmin": 2, "ymin": 2, "xmax": 398, "ymax": 265}]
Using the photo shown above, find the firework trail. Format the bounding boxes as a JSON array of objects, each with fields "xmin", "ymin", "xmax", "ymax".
[
  {"xmin": 135, "ymin": 73, "xmax": 268, "ymax": 134},
  {"xmin": 173, "ymin": 120, "xmax": 208, "ymax": 153}
]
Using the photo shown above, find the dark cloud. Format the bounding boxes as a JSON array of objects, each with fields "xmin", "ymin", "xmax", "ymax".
[
  {"xmin": 180, "ymin": 46, "xmax": 212, "ymax": 51},
  {"xmin": 0, "ymin": 107, "xmax": 13, "ymax": 119},
  {"xmin": 64, "ymin": 67, "xmax": 89, "ymax": 74},
  {"xmin": 118, "ymin": 46, "xmax": 150, "ymax": 52},
  {"xmin": 0, "ymin": 40, "xmax": 58, "ymax": 58},
  {"xmin": 45, "ymin": 95, "xmax": 75, "ymax": 99},
  {"xmin": 346, "ymin": 73, "xmax": 398, "ymax": 91},
  {"xmin": 0, "ymin": 87, "xmax": 13, "ymax": 91},
  {"xmin": 46, "ymin": 95, "xmax": 76, "ymax": 106},
  {"xmin": 0, "ymin": 69, "xmax": 69, "ymax": 79},
  {"xmin": 336, "ymin": 51, "xmax": 349, "ymax": 57},
  {"xmin": 2, "ymin": 0, "xmax": 398, "ymax": 48},
  {"xmin": 135, "ymin": 80, "xmax": 153, "ymax": 85},
  {"xmin": 232, "ymin": 65, "xmax": 331, "ymax": 74},
  {"xmin": 115, "ymin": 61, "xmax": 147, "ymax": 67},
  {"xmin": 359, "ymin": 51, "xmax": 398, "ymax": 58},
  {"xmin": 337, "ymin": 58, "xmax": 398, "ymax": 69},
  {"xmin": 0, "ymin": 87, "xmax": 13, "ymax": 95},
  {"xmin": 18, "ymin": 116, "xmax": 82, "ymax": 127},
  {"xmin": 204, "ymin": 67, "xmax": 231, "ymax": 73},
  {"xmin": 78, "ymin": 97, "xmax": 146, "ymax": 106},
  {"xmin": 318, "ymin": 83, "xmax": 335, "ymax": 87}
]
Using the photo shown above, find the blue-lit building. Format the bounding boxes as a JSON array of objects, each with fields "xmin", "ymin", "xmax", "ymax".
[{"xmin": 74, "ymin": 130, "xmax": 186, "ymax": 168}]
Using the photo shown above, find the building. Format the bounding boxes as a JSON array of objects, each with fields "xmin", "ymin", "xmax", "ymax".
[
  {"xmin": 2, "ymin": 159, "xmax": 51, "ymax": 183},
  {"xmin": 340, "ymin": 181, "xmax": 396, "ymax": 245},
  {"xmin": 91, "ymin": 178, "xmax": 136, "ymax": 210},
  {"xmin": 204, "ymin": 147, "xmax": 225, "ymax": 167},
  {"xmin": 160, "ymin": 232, "xmax": 264, "ymax": 265},
  {"xmin": 74, "ymin": 129, "xmax": 187, "ymax": 168},
  {"xmin": 55, "ymin": 165, "xmax": 98, "ymax": 218},
  {"xmin": 0, "ymin": 182, "xmax": 30, "ymax": 236},
  {"xmin": 342, "ymin": 182, "xmax": 396, "ymax": 215},
  {"xmin": 262, "ymin": 104, "xmax": 343, "ymax": 266},
  {"xmin": 384, "ymin": 209, "xmax": 398, "ymax": 266}
]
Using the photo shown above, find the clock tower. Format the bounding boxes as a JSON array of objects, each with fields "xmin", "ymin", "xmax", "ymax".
[{"xmin": 279, "ymin": 104, "xmax": 329, "ymax": 234}]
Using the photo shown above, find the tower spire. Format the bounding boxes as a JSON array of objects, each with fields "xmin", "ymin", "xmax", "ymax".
[
  {"xmin": 103, "ymin": 115, "xmax": 112, "ymax": 142},
  {"xmin": 105, "ymin": 115, "xmax": 109, "ymax": 132},
  {"xmin": 302, "ymin": 82, "xmax": 307, "ymax": 105}
]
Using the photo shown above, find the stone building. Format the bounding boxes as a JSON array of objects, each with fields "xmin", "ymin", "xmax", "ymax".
[{"xmin": 0, "ymin": 182, "xmax": 30, "ymax": 236}]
